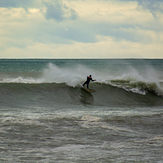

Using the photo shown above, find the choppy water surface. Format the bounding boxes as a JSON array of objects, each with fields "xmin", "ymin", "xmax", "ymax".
[{"xmin": 0, "ymin": 59, "xmax": 163, "ymax": 162}]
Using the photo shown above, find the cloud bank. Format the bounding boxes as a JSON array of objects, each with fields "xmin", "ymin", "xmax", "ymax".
[{"xmin": 0, "ymin": 0, "xmax": 163, "ymax": 58}]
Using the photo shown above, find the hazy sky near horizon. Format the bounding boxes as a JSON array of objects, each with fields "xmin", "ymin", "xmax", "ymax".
[{"xmin": 0, "ymin": 0, "xmax": 163, "ymax": 58}]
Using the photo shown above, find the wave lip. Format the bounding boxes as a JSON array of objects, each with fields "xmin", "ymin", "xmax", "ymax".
[{"xmin": 107, "ymin": 79, "xmax": 163, "ymax": 96}]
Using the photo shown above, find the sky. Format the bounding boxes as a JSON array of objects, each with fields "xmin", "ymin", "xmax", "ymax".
[{"xmin": 0, "ymin": 0, "xmax": 163, "ymax": 58}]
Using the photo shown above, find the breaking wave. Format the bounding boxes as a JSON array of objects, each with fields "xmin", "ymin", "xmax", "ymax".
[{"xmin": 0, "ymin": 63, "xmax": 163, "ymax": 96}]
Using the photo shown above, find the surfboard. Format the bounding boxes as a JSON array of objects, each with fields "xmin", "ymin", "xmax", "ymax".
[{"xmin": 82, "ymin": 88, "xmax": 96, "ymax": 93}]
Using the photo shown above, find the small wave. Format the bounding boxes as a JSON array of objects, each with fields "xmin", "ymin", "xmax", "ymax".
[
  {"xmin": 0, "ymin": 77, "xmax": 43, "ymax": 84},
  {"xmin": 79, "ymin": 115, "xmax": 136, "ymax": 133}
]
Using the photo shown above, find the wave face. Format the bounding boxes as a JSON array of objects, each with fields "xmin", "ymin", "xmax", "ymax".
[{"xmin": 0, "ymin": 59, "xmax": 163, "ymax": 108}]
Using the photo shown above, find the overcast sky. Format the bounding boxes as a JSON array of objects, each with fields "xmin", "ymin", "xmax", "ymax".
[{"xmin": 0, "ymin": 0, "xmax": 163, "ymax": 58}]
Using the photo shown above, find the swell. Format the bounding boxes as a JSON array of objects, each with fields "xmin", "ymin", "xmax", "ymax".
[
  {"xmin": 0, "ymin": 75, "xmax": 163, "ymax": 96},
  {"xmin": 1, "ymin": 62, "xmax": 163, "ymax": 97},
  {"xmin": 0, "ymin": 83, "xmax": 163, "ymax": 108}
]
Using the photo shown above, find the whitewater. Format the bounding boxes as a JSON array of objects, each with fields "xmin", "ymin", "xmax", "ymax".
[{"xmin": 0, "ymin": 59, "xmax": 163, "ymax": 162}]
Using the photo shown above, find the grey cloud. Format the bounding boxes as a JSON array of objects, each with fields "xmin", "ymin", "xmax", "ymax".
[
  {"xmin": 45, "ymin": 2, "xmax": 64, "ymax": 21},
  {"xmin": 0, "ymin": 0, "xmax": 33, "ymax": 8},
  {"xmin": 138, "ymin": 0, "xmax": 163, "ymax": 17},
  {"xmin": 0, "ymin": 0, "xmax": 78, "ymax": 22},
  {"xmin": 120, "ymin": 0, "xmax": 163, "ymax": 13},
  {"xmin": 32, "ymin": 22, "xmax": 96, "ymax": 44},
  {"xmin": 44, "ymin": 1, "xmax": 78, "ymax": 22},
  {"xmin": 69, "ymin": 8, "xmax": 78, "ymax": 20}
]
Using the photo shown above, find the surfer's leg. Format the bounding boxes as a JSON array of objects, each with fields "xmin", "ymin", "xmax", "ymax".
[
  {"xmin": 83, "ymin": 82, "xmax": 86, "ymax": 86},
  {"xmin": 83, "ymin": 81, "xmax": 88, "ymax": 87}
]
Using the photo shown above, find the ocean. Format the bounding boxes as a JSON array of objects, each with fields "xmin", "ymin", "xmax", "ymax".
[{"xmin": 0, "ymin": 59, "xmax": 163, "ymax": 162}]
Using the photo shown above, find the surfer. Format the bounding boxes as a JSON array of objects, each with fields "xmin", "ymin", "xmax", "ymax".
[{"xmin": 83, "ymin": 75, "xmax": 96, "ymax": 89}]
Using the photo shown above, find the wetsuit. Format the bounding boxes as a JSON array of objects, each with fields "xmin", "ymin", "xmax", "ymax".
[{"xmin": 83, "ymin": 76, "xmax": 95, "ymax": 89}]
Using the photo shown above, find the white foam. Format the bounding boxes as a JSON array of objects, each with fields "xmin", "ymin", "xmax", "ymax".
[
  {"xmin": 0, "ymin": 77, "xmax": 44, "ymax": 84},
  {"xmin": 0, "ymin": 63, "xmax": 94, "ymax": 86},
  {"xmin": 99, "ymin": 65, "xmax": 163, "ymax": 95}
]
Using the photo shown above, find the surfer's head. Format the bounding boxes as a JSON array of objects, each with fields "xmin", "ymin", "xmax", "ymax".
[{"xmin": 89, "ymin": 75, "xmax": 92, "ymax": 77}]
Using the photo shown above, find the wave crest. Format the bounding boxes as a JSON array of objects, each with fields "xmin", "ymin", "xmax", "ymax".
[{"xmin": 108, "ymin": 79, "xmax": 162, "ymax": 96}]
